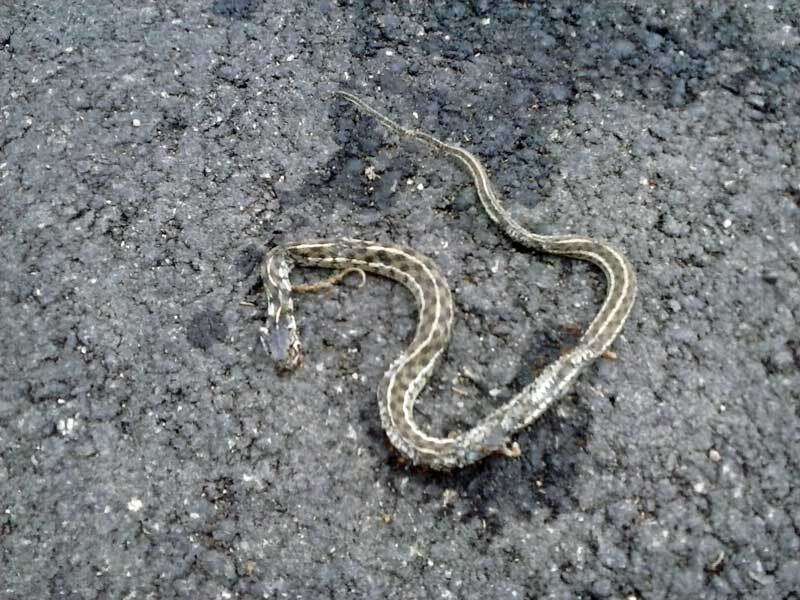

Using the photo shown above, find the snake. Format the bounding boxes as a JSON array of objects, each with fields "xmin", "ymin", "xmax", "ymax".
[{"xmin": 260, "ymin": 91, "xmax": 637, "ymax": 470}]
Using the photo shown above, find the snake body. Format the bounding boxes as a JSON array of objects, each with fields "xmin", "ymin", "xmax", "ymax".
[{"xmin": 261, "ymin": 92, "xmax": 636, "ymax": 470}]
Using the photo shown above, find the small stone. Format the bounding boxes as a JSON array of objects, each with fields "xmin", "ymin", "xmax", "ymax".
[{"xmin": 364, "ymin": 165, "xmax": 379, "ymax": 181}]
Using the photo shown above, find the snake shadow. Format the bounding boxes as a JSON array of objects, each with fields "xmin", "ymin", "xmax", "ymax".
[{"xmin": 372, "ymin": 398, "xmax": 594, "ymax": 531}]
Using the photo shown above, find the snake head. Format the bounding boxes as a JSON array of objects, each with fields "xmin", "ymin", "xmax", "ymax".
[{"xmin": 259, "ymin": 319, "xmax": 302, "ymax": 371}]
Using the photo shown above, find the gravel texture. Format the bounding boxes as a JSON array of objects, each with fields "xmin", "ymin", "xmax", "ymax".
[{"xmin": 2, "ymin": 1, "xmax": 799, "ymax": 598}]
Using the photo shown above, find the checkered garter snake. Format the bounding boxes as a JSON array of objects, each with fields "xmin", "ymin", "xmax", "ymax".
[{"xmin": 261, "ymin": 91, "xmax": 636, "ymax": 470}]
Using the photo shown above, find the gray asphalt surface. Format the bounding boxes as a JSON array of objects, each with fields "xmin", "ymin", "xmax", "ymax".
[{"xmin": 2, "ymin": 1, "xmax": 799, "ymax": 598}]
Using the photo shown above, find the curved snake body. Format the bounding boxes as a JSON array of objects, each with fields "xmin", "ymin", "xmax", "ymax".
[{"xmin": 261, "ymin": 92, "xmax": 636, "ymax": 470}]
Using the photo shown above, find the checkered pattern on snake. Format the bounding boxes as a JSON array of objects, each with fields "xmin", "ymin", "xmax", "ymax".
[{"xmin": 261, "ymin": 92, "xmax": 636, "ymax": 470}]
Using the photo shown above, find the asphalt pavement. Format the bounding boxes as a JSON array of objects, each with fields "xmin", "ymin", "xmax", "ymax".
[{"xmin": 1, "ymin": 1, "xmax": 799, "ymax": 598}]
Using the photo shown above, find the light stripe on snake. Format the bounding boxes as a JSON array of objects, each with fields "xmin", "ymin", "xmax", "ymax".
[{"xmin": 261, "ymin": 92, "xmax": 637, "ymax": 470}]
